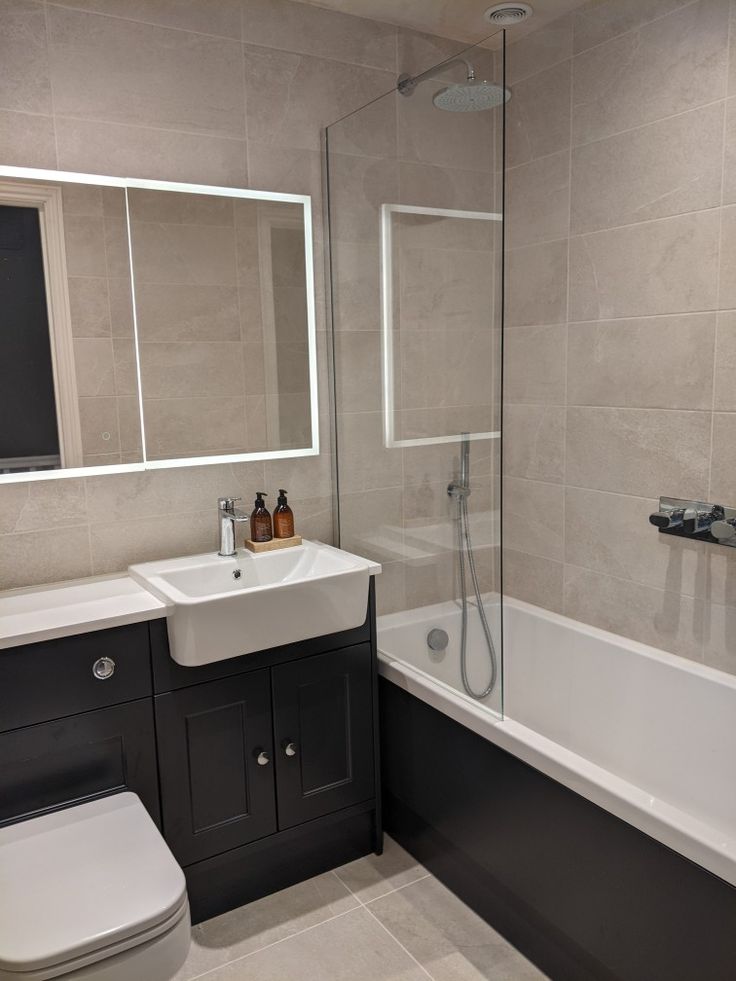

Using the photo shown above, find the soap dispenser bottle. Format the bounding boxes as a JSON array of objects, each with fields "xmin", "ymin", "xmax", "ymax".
[
  {"xmin": 273, "ymin": 489, "xmax": 295, "ymax": 539},
  {"xmin": 250, "ymin": 492, "xmax": 273, "ymax": 543}
]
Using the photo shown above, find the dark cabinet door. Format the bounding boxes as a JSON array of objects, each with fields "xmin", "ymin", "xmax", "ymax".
[
  {"xmin": 155, "ymin": 671, "xmax": 277, "ymax": 865},
  {"xmin": 272, "ymin": 644, "xmax": 375, "ymax": 830}
]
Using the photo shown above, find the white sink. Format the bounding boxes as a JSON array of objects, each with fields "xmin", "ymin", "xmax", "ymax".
[{"xmin": 129, "ymin": 541, "xmax": 380, "ymax": 666}]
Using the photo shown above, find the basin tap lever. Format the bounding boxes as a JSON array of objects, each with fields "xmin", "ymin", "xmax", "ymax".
[{"xmin": 218, "ymin": 496, "xmax": 249, "ymax": 557}]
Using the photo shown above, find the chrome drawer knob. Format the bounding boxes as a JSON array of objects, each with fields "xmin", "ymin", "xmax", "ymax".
[
  {"xmin": 92, "ymin": 657, "xmax": 116, "ymax": 680},
  {"xmin": 256, "ymin": 750, "xmax": 270, "ymax": 766},
  {"xmin": 284, "ymin": 741, "xmax": 297, "ymax": 757}
]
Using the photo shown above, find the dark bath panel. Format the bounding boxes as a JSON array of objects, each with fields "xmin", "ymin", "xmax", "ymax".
[{"xmin": 380, "ymin": 678, "xmax": 736, "ymax": 981}]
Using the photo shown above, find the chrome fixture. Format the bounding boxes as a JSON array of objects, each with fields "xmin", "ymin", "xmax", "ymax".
[
  {"xmin": 397, "ymin": 56, "xmax": 510, "ymax": 113},
  {"xmin": 92, "ymin": 657, "xmax": 116, "ymax": 680},
  {"xmin": 649, "ymin": 497, "xmax": 736, "ymax": 548},
  {"xmin": 256, "ymin": 749, "xmax": 270, "ymax": 766},
  {"xmin": 448, "ymin": 434, "xmax": 498, "ymax": 699},
  {"xmin": 218, "ymin": 496, "xmax": 249, "ymax": 557},
  {"xmin": 427, "ymin": 628, "xmax": 450, "ymax": 653}
]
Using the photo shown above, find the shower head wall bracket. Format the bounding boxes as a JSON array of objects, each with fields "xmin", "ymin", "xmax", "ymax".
[{"xmin": 397, "ymin": 57, "xmax": 476, "ymax": 97}]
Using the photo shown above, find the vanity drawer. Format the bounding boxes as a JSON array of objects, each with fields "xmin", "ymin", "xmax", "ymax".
[{"xmin": 0, "ymin": 623, "xmax": 152, "ymax": 733}]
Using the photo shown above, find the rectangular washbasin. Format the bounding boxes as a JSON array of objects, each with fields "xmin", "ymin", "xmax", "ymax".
[{"xmin": 129, "ymin": 541, "xmax": 380, "ymax": 666}]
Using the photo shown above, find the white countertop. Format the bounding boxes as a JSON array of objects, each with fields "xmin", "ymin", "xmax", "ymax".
[{"xmin": 0, "ymin": 574, "xmax": 168, "ymax": 650}]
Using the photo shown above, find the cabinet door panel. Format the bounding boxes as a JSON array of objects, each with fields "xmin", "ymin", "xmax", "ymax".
[
  {"xmin": 156, "ymin": 672, "xmax": 276, "ymax": 865},
  {"xmin": 272, "ymin": 645, "xmax": 374, "ymax": 829}
]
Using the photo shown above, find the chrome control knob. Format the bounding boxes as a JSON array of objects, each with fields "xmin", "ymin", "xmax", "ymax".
[
  {"xmin": 711, "ymin": 520, "xmax": 736, "ymax": 542},
  {"xmin": 284, "ymin": 741, "xmax": 297, "ymax": 757},
  {"xmin": 256, "ymin": 750, "xmax": 270, "ymax": 766},
  {"xmin": 92, "ymin": 657, "xmax": 115, "ymax": 680}
]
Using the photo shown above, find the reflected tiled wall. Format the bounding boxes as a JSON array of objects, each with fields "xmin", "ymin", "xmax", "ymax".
[
  {"xmin": 504, "ymin": 0, "xmax": 736, "ymax": 672},
  {"xmin": 0, "ymin": 0, "xmax": 428, "ymax": 588}
]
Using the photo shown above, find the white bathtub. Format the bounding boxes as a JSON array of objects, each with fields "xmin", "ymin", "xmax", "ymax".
[{"xmin": 378, "ymin": 596, "xmax": 736, "ymax": 888}]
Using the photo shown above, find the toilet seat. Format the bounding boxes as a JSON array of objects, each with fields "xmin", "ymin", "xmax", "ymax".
[{"xmin": 0, "ymin": 793, "xmax": 189, "ymax": 981}]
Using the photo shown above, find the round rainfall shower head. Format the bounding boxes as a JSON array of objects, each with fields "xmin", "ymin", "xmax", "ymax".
[
  {"xmin": 432, "ymin": 81, "xmax": 510, "ymax": 112},
  {"xmin": 483, "ymin": 3, "xmax": 534, "ymax": 26}
]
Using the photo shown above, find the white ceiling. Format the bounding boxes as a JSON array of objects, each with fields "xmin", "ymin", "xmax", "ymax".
[{"xmin": 291, "ymin": 0, "xmax": 588, "ymax": 46}]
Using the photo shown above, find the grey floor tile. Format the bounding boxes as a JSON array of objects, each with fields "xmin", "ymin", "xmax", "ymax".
[
  {"xmin": 368, "ymin": 876, "xmax": 549, "ymax": 981},
  {"xmin": 196, "ymin": 907, "xmax": 429, "ymax": 981},
  {"xmin": 174, "ymin": 872, "xmax": 359, "ymax": 980},
  {"xmin": 334, "ymin": 834, "xmax": 428, "ymax": 902}
]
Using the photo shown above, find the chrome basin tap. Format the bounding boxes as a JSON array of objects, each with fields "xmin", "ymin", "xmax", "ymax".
[{"xmin": 218, "ymin": 497, "xmax": 249, "ymax": 557}]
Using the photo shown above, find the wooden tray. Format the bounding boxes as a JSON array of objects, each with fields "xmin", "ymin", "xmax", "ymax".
[{"xmin": 244, "ymin": 535, "xmax": 302, "ymax": 553}]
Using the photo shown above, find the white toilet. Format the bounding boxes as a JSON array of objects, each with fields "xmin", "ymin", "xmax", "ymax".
[{"xmin": 0, "ymin": 793, "xmax": 191, "ymax": 981}]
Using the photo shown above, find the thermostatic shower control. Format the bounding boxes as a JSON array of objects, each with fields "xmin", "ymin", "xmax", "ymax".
[{"xmin": 649, "ymin": 497, "xmax": 736, "ymax": 548}]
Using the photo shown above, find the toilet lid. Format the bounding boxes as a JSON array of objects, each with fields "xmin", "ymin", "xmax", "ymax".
[{"xmin": 0, "ymin": 793, "xmax": 187, "ymax": 975}]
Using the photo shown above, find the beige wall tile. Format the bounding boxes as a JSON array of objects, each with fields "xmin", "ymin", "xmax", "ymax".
[
  {"xmin": 709, "ymin": 413, "xmax": 736, "ymax": 500},
  {"xmin": 0, "ymin": 109, "xmax": 55, "ymax": 167},
  {"xmin": 572, "ymin": 0, "xmax": 729, "ymax": 146},
  {"xmin": 565, "ymin": 407, "xmax": 711, "ymax": 498},
  {"xmin": 0, "ymin": 0, "xmax": 51, "ymax": 114},
  {"xmin": 135, "ymin": 284, "xmax": 240, "ymax": 343},
  {"xmin": 335, "ymin": 332, "xmax": 382, "ymax": 412},
  {"xmin": 506, "ymin": 60, "xmax": 571, "ymax": 169},
  {"xmin": 503, "ymin": 478, "xmax": 564, "ymax": 561},
  {"xmin": 337, "ymin": 413, "xmax": 403, "ymax": 493},
  {"xmin": 569, "ymin": 211, "xmax": 720, "ymax": 322},
  {"xmin": 724, "ymin": 98, "xmax": 736, "ymax": 204},
  {"xmin": 374, "ymin": 560, "xmax": 407, "ymax": 616},
  {"xmin": 573, "ymin": 0, "xmax": 701, "ymax": 55},
  {"xmin": 506, "ymin": 239, "xmax": 568, "ymax": 326},
  {"xmin": 571, "ymin": 103, "xmax": 724, "ymax": 233},
  {"xmin": 0, "ymin": 527, "xmax": 92, "ymax": 590},
  {"xmin": 503, "ymin": 548, "xmax": 564, "ymax": 612},
  {"xmin": 131, "ymin": 223, "xmax": 236, "ymax": 286},
  {"xmin": 79, "ymin": 397, "xmax": 121, "ymax": 455},
  {"xmin": 247, "ymin": 145, "xmax": 322, "ymax": 198},
  {"xmin": 244, "ymin": 44, "xmax": 394, "ymax": 155},
  {"xmin": 56, "ymin": 117, "xmax": 248, "ymax": 185},
  {"xmin": 340, "ymin": 488, "xmax": 404, "ymax": 565},
  {"xmin": 563, "ymin": 564, "xmax": 704, "ymax": 661},
  {"xmin": 503, "ymin": 405, "xmax": 565, "ymax": 483},
  {"xmin": 397, "ymin": 83, "xmax": 493, "ymax": 172},
  {"xmin": 714, "ymin": 312, "xmax": 736, "ymax": 411},
  {"xmin": 90, "ymin": 510, "xmax": 216, "ymax": 574},
  {"xmin": 506, "ymin": 150, "xmax": 570, "ymax": 249},
  {"xmin": 47, "ymin": 0, "xmax": 242, "ymax": 38},
  {"xmin": 68, "ymin": 277, "xmax": 111, "ymax": 338},
  {"xmin": 731, "ymin": 1, "xmax": 736, "ymax": 96},
  {"xmin": 703, "ymin": 603, "xmax": 736, "ymax": 674},
  {"xmin": 322, "ymin": 153, "xmax": 399, "ymax": 246},
  {"xmin": 139, "ymin": 342, "xmax": 244, "ymax": 398},
  {"xmin": 703, "ymin": 547, "xmax": 736, "ymax": 610},
  {"xmin": 718, "ymin": 206, "xmax": 736, "ymax": 309},
  {"xmin": 73, "ymin": 338, "xmax": 116, "ymax": 397},
  {"xmin": 242, "ymin": 0, "xmax": 396, "ymax": 70},
  {"xmin": 63, "ymin": 215, "xmax": 107, "ymax": 278},
  {"xmin": 564, "ymin": 487, "xmax": 704, "ymax": 596},
  {"xmin": 0, "ymin": 479, "xmax": 87, "ymax": 534},
  {"xmin": 567, "ymin": 315, "xmax": 716, "ymax": 410},
  {"xmin": 397, "ymin": 161, "xmax": 494, "ymax": 213},
  {"xmin": 504, "ymin": 324, "xmax": 566, "ymax": 404},
  {"xmin": 143, "ymin": 397, "xmax": 248, "ymax": 458},
  {"xmin": 507, "ymin": 13, "xmax": 572, "ymax": 84},
  {"xmin": 47, "ymin": 6, "xmax": 245, "ymax": 137}
]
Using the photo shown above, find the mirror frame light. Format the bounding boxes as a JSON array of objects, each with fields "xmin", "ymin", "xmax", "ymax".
[
  {"xmin": 380, "ymin": 202, "xmax": 501, "ymax": 449},
  {"xmin": 0, "ymin": 165, "xmax": 320, "ymax": 484}
]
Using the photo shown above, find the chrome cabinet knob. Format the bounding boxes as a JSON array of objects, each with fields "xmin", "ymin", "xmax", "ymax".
[
  {"xmin": 711, "ymin": 520, "xmax": 736, "ymax": 542},
  {"xmin": 256, "ymin": 750, "xmax": 270, "ymax": 766},
  {"xmin": 92, "ymin": 657, "xmax": 115, "ymax": 680},
  {"xmin": 284, "ymin": 741, "xmax": 297, "ymax": 757}
]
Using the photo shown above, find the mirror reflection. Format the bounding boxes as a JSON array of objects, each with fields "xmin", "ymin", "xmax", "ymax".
[
  {"xmin": 0, "ymin": 177, "xmax": 141, "ymax": 474},
  {"xmin": 0, "ymin": 170, "xmax": 317, "ymax": 480}
]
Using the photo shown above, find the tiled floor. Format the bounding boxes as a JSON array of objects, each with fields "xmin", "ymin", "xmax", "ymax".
[{"xmin": 175, "ymin": 836, "xmax": 547, "ymax": 980}]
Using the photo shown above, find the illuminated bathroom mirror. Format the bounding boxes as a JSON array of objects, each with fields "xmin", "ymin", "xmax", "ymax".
[{"xmin": 0, "ymin": 166, "xmax": 319, "ymax": 483}]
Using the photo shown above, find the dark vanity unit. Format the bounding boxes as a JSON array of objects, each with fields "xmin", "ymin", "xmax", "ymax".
[{"xmin": 0, "ymin": 581, "xmax": 379, "ymax": 923}]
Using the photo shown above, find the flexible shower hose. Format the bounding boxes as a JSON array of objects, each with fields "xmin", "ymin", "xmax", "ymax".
[{"xmin": 457, "ymin": 493, "xmax": 498, "ymax": 699}]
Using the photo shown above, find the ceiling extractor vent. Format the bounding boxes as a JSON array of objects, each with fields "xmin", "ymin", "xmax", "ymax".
[{"xmin": 483, "ymin": 3, "xmax": 533, "ymax": 26}]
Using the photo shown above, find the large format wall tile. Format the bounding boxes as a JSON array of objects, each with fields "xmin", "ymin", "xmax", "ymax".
[
  {"xmin": 507, "ymin": 13, "xmax": 572, "ymax": 85},
  {"xmin": 573, "ymin": 0, "xmax": 700, "ymax": 55},
  {"xmin": 503, "ymin": 477, "xmax": 564, "ymax": 561},
  {"xmin": 565, "ymin": 407, "xmax": 711, "ymax": 499},
  {"xmin": 503, "ymin": 405, "xmax": 565, "ymax": 483},
  {"xmin": 0, "ymin": 109, "xmax": 55, "ymax": 167},
  {"xmin": 47, "ymin": 0, "xmax": 242, "ymax": 37},
  {"xmin": 718, "ymin": 206, "xmax": 736, "ymax": 309},
  {"xmin": 564, "ymin": 487, "xmax": 704, "ymax": 596},
  {"xmin": 569, "ymin": 211, "xmax": 720, "ymax": 321},
  {"xmin": 242, "ymin": 0, "xmax": 396, "ymax": 70},
  {"xmin": 506, "ymin": 239, "xmax": 568, "ymax": 326},
  {"xmin": 567, "ymin": 315, "xmax": 716, "ymax": 410},
  {"xmin": 506, "ymin": 150, "xmax": 570, "ymax": 249},
  {"xmin": 709, "ymin": 413, "xmax": 736, "ymax": 500},
  {"xmin": 0, "ymin": 0, "xmax": 51, "ymax": 114},
  {"xmin": 571, "ymin": 103, "xmax": 724, "ymax": 233},
  {"xmin": 506, "ymin": 60, "xmax": 571, "ymax": 168},
  {"xmin": 714, "ymin": 312, "xmax": 736, "ymax": 411},
  {"xmin": 563, "ymin": 565, "xmax": 704, "ymax": 662},
  {"xmin": 47, "ymin": 6, "xmax": 246, "ymax": 137},
  {"xmin": 503, "ymin": 548, "xmax": 564, "ymax": 612},
  {"xmin": 503, "ymin": 324, "xmax": 566, "ymax": 405},
  {"xmin": 572, "ymin": 0, "xmax": 729, "ymax": 146},
  {"xmin": 0, "ymin": 527, "xmax": 92, "ymax": 591}
]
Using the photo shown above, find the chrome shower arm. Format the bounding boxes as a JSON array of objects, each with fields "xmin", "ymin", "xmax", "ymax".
[{"xmin": 398, "ymin": 56, "xmax": 476, "ymax": 97}]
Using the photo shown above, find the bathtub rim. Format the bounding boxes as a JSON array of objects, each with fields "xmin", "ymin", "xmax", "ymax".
[{"xmin": 377, "ymin": 597, "xmax": 736, "ymax": 889}]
